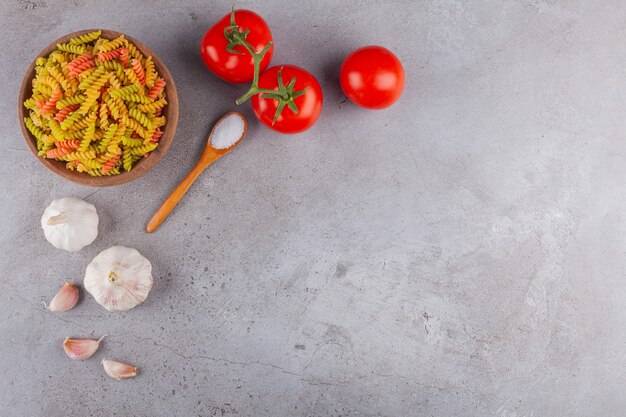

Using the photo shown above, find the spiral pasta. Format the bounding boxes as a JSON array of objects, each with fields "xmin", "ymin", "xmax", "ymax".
[
  {"xmin": 57, "ymin": 43, "xmax": 87, "ymax": 54},
  {"xmin": 99, "ymin": 103, "xmax": 109, "ymax": 129},
  {"xmin": 37, "ymin": 88, "xmax": 63, "ymax": 116},
  {"xmin": 129, "ymin": 108, "xmax": 153, "ymax": 129},
  {"xmin": 106, "ymin": 96, "xmax": 127, "ymax": 119},
  {"xmin": 137, "ymin": 97, "xmax": 167, "ymax": 113},
  {"xmin": 67, "ymin": 53, "xmax": 95, "ymax": 78},
  {"xmin": 46, "ymin": 65, "xmax": 74, "ymax": 94},
  {"xmin": 78, "ymin": 159, "xmax": 103, "ymax": 170},
  {"xmin": 55, "ymin": 139, "xmax": 80, "ymax": 150},
  {"xmin": 79, "ymin": 112, "xmax": 98, "ymax": 151},
  {"xmin": 98, "ymin": 36, "xmax": 126, "ymax": 53},
  {"xmin": 54, "ymin": 103, "xmax": 81, "ymax": 122},
  {"xmin": 70, "ymin": 31, "xmax": 101, "ymax": 45},
  {"xmin": 78, "ymin": 66, "xmax": 106, "ymax": 90},
  {"xmin": 151, "ymin": 128, "xmax": 164, "ymax": 144},
  {"xmin": 144, "ymin": 56, "xmax": 156, "ymax": 87},
  {"xmin": 56, "ymin": 94, "xmax": 85, "ymax": 110},
  {"xmin": 101, "ymin": 153, "xmax": 121, "ymax": 174},
  {"xmin": 146, "ymin": 78, "xmax": 166, "ymax": 100},
  {"xmin": 23, "ymin": 31, "xmax": 168, "ymax": 176},
  {"xmin": 131, "ymin": 59, "xmax": 146, "ymax": 85},
  {"xmin": 122, "ymin": 136, "xmax": 143, "ymax": 147},
  {"xmin": 85, "ymin": 167, "xmax": 120, "ymax": 176},
  {"xmin": 119, "ymin": 48, "xmax": 130, "ymax": 67},
  {"xmin": 98, "ymin": 124, "xmax": 119, "ymax": 153},
  {"xmin": 124, "ymin": 93, "xmax": 152, "ymax": 104},
  {"xmin": 110, "ymin": 84, "xmax": 139, "ymax": 99},
  {"xmin": 124, "ymin": 41, "xmax": 143, "ymax": 61}
]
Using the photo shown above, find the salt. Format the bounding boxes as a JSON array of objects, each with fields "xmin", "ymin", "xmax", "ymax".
[{"xmin": 210, "ymin": 113, "xmax": 246, "ymax": 149}]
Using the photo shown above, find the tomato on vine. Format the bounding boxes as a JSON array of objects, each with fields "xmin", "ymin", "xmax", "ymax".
[
  {"xmin": 251, "ymin": 66, "xmax": 323, "ymax": 134},
  {"xmin": 200, "ymin": 9, "xmax": 274, "ymax": 84},
  {"xmin": 202, "ymin": 9, "xmax": 323, "ymax": 134}
]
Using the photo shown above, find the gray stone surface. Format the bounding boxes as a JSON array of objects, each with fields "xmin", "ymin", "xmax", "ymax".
[{"xmin": 1, "ymin": 0, "xmax": 625, "ymax": 416}]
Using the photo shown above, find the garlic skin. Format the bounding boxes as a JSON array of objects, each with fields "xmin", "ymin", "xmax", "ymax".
[
  {"xmin": 41, "ymin": 197, "xmax": 99, "ymax": 252},
  {"xmin": 45, "ymin": 282, "xmax": 79, "ymax": 312},
  {"xmin": 102, "ymin": 359, "xmax": 137, "ymax": 380},
  {"xmin": 84, "ymin": 246, "xmax": 153, "ymax": 312},
  {"xmin": 63, "ymin": 336, "xmax": 106, "ymax": 360}
]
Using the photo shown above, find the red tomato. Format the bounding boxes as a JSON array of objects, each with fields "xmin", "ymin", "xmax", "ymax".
[
  {"xmin": 200, "ymin": 9, "xmax": 273, "ymax": 84},
  {"xmin": 339, "ymin": 46, "xmax": 405, "ymax": 109},
  {"xmin": 251, "ymin": 65, "xmax": 323, "ymax": 134}
]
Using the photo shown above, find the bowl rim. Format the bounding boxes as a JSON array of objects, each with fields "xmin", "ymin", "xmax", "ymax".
[{"xmin": 18, "ymin": 29, "xmax": 179, "ymax": 187}]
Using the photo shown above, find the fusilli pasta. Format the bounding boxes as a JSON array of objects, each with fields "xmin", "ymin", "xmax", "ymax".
[
  {"xmin": 69, "ymin": 31, "xmax": 101, "ymax": 45},
  {"xmin": 23, "ymin": 31, "xmax": 167, "ymax": 176}
]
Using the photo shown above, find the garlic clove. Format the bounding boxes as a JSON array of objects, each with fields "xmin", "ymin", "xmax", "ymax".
[
  {"xmin": 45, "ymin": 282, "xmax": 79, "ymax": 312},
  {"xmin": 102, "ymin": 359, "xmax": 137, "ymax": 380},
  {"xmin": 63, "ymin": 335, "xmax": 106, "ymax": 360}
]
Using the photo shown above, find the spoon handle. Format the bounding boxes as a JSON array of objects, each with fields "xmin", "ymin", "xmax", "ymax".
[{"xmin": 146, "ymin": 155, "xmax": 217, "ymax": 233}]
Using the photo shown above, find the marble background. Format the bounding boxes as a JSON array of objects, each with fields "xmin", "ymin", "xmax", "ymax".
[{"xmin": 0, "ymin": 1, "xmax": 624, "ymax": 416}]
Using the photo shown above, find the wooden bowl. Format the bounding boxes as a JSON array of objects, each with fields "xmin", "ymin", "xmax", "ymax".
[{"xmin": 18, "ymin": 29, "xmax": 179, "ymax": 187}]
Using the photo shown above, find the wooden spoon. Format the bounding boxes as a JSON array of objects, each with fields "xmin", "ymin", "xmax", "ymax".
[{"xmin": 146, "ymin": 111, "xmax": 247, "ymax": 233}]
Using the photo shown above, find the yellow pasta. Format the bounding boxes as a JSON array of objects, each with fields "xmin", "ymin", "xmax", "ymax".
[
  {"xmin": 144, "ymin": 56, "xmax": 156, "ymax": 87},
  {"xmin": 121, "ymin": 137, "xmax": 144, "ymax": 147},
  {"xmin": 137, "ymin": 97, "xmax": 166, "ymax": 113},
  {"xmin": 98, "ymin": 35, "xmax": 125, "ymax": 53},
  {"xmin": 59, "ymin": 150, "xmax": 97, "ymax": 160},
  {"xmin": 69, "ymin": 30, "xmax": 101, "ymax": 45},
  {"xmin": 57, "ymin": 42, "xmax": 87, "ymax": 55},
  {"xmin": 98, "ymin": 124, "xmax": 119, "ymax": 154}
]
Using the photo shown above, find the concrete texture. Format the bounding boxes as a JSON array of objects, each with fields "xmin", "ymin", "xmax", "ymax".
[{"xmin": 1, "ymin": 0, "xmax": 625, "ymax": 416}]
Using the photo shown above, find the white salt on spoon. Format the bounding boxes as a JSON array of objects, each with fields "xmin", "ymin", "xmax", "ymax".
[
  {"xmin": 210, "ymin": 112, "xmax": 246, "ymax": 149},
  {"xmin": 146, "ymin": 111, "xmax": 248, "ymax": 233}
]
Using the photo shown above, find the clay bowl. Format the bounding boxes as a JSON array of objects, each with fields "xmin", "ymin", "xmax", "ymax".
[{"xmin": 18, "ymin": 29, "xmax": 179, "ymax": 187}]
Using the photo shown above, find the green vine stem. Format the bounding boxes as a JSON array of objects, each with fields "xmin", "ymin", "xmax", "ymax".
[{"xmin": 224, "ymin": 9, "xmax": 307, "ymax": 123}]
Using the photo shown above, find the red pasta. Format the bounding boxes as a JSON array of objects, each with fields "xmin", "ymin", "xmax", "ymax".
[
  {"xmin": 131, "ymin": 58, "xmax": 146, "ymax": 85},
  {"xmin": 67, "ymin": 53, "xmax": 93, "ymax": 72},
  {"xmin": 55, "ymin": 140, "xmax": 80, "ymax": 150},
  {"xmin": 146, "ymin": 78, "xmax": 165, "ymax": 100},
  {"xmin": 37, "ymin": 89, "xmax": 62, "ymax": 116},
  {"xmin": 53, "ymin": 103, "xmax": 81, "ymax": 122},
  {"xmin": 101, "ymin": 153, "xmax": 121, "ymax": 174},
  {"xmin": 97, "ymin": 49, "xmax": 122, "ymax": 62},
  {"xmin": 151, "ymin": 128, "xmax": 164, "ymax": 144},
  {"xmin": 68, "ymin": 53, "xmax": 95, "ymax": 78},
  {"xmin": 118, "ymin": 48, "xmax": 129, "ymax": 67},
  {"xmin": 46, "ymin": 147, "xmax": 72, "ymax": 159},
  {"xmin": 69, "ymin": 59, "xmax": 95, "ymax": 78}
]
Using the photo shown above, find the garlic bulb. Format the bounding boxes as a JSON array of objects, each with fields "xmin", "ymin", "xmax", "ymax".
[
  {"xmin": 41, "ymin": 197, "xmax": 99, "ymax": 252},
  {"xmin": 84, "ymin": 246, "xmax": 153, "ymax": 312}
]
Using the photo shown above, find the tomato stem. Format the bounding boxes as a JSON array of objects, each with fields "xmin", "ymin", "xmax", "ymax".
[{"xmin": 224, "ymin": 9, "xmax": 306, "ymax": 119}]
